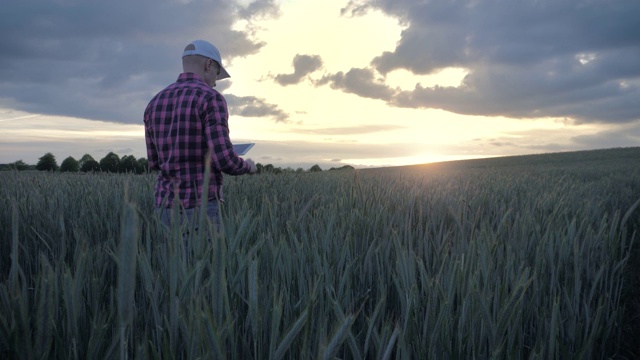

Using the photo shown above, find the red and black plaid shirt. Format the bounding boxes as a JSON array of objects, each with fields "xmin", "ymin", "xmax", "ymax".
[{"xmin": 144, "ymin": 73, "xmax": 250, "ymax": 209}]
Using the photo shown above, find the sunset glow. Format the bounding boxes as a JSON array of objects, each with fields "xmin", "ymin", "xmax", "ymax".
[{"xmin": 1, "ymin": 0, "xmax": 638, "ymax": 168}]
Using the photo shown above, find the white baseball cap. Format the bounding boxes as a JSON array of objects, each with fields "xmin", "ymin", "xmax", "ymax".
[{"xmin": 182, "ymin": 40, "xmax": 230, "ymax": 80}]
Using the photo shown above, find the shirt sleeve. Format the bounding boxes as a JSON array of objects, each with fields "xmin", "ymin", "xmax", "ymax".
[
  {"xmin": 203, "ymin": 92, "xmax": 251, "ymax": 175},
  {"xmin": 143, "ymin": 105, "xmax": 160, "ymax": 171}
]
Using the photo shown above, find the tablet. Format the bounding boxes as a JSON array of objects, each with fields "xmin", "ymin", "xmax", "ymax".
[{"xmin": 233, "ymin": 143, "xmax": 255, "ymax": 155}]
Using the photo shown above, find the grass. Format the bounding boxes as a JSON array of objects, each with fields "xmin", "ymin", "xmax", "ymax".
[{"xmin": 1, "ymin": 147, "xmax": 639, "ymax": 359}]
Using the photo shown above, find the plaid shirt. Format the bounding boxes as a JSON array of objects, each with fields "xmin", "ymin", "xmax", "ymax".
[{"xmin": 144, "ymin": 73, "xmax": 251, "ymax": 209}]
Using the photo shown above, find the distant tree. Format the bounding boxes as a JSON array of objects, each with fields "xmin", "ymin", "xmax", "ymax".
[
  {"xmin": 119, "ymin": 155, "xmax": 138, "ymax": 173},
  {"xmin": 136, "ymin": 157, "xmax": 149, "ymax": 174},
  {"xmin": 84, "ymin": 160, "xmax": 99, "ymax": 172},
  {"xmin": 36, "ymin": 152, "xmax": 59, "ymax": 172},
  {"xmin": 81, "ymin": 159, "xmax": 100, "ymax": 172},
  {"xmin": 79, "ymin": 154, "xmax": 95, "ymax": 169},
  {"xmin": 263, "ymin": 164, "xmax": 275, "ymax": 173},
  {"xmin": 99, "ymin": 152, "xmax": 120, "ymax": 173},
  {"xmin": 296, "ymin": 167, "xmax": 304, "ymax": 173},
  {"xmin": 8, "ymin": 160, "xmax": 30, "ymax": 171},
  {"xmin": 256, "ymin": 163, "xmax": 264, "ymax": 173},
  {"xmin": 309, "ymin": 164, "xmax": 322, "ymax": 172},
  {"xmin": 60, "ymin": 156, "xmax": 79, "ymax": 172}
]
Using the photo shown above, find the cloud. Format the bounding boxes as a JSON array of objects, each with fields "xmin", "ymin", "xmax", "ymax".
[
  {"xmin": 571, "ymin": 120, "xmax": 640, "ymax": 149},
  {"xmin": 390, "ymin": 50, "xmax": 640, "ymax": 123},
  {"xmin": 338, "ymin": 0, "xmax": 640, "ymax": 124},
  {"xmin": 238, "ymin": 0, "xmax": 280, "ymax": 20},
  {"xmin": 464, "ymin": 120, "xmax": 640, "ymax": 156},
  {"xmin": 340, "ymin": 0, "xmax": 372, "ymax": 17},
  {"xmin": 274, "ymin": 54, "xmax": 323, "ymax": 86},
  {"xmin": 0, "ymin": 0, "xmax": 279, "ymax": 124},
  {"xmin": 225, "ymin": 94, "xmax": 289, "ymax": 122},
  {"xmin": 295, "ymin": 124, "xmax": 404, "ymax": 135},
  {"xmin": 316, "ymin": 67, "xmax": 396, "ymax": 101}
]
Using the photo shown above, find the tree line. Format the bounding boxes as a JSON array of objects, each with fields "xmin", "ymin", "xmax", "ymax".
[
  {"xmin": 2, "ymin": 152, "xmax": 355, "ymax": 174},
  {"xmin": 2, "ymin": 152, "xmax": 149, "ymax": 174}
]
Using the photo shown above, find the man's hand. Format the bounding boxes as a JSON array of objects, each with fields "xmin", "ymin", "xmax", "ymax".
[{"xmin": 245, "ymin": 158, "xmax": 257, "ymax": 174}]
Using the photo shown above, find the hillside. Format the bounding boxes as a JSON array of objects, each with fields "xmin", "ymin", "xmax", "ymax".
[{"xmin": 366, "ymin": 147, "xmax": 640, "ymax": 173}]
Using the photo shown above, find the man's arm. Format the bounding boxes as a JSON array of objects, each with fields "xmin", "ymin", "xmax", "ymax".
[
  {"xmin": 204, "ymin": 92, "xmax": 252, "ymax": 175},
  {"xmin": 143, "ymin": 108, "xmax": 160, "ymax": 171}
]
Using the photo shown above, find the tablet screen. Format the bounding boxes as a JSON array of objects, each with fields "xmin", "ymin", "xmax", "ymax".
[{"xmin": 233, "ymin": 143, "xmax": 255, "ymax": 155}]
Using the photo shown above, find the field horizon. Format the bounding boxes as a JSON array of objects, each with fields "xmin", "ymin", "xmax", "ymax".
[{"xmin": 364, "ymin": 146, "xmax": 640, "ymax": 172}]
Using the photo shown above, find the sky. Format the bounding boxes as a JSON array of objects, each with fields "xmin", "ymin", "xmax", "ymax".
[{"xmin": 1, "ymin": 0, "xmax": 639, "ymax": 169}]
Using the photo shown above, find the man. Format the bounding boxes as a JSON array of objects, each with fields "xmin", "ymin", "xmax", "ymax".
[{"xmin": 144, "ymin": 39, "xmax": 256, "ymax": 230}]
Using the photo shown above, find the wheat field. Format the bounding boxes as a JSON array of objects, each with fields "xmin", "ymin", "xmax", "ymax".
[{"xmin": 1, "ymin": 148, "xmax": 639, "ymax": 359}]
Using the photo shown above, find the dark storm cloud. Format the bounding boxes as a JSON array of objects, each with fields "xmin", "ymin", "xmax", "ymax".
[
  {"xmin": 336, "ymin": 0, "xmax": 640, "ymax": 124},
  {"xmin": 0, "ymin": 0, "xmax": 281, "ymax": 124},
  {"xmin": 274, "ymin": 54, "xmax": 323, "ymax": 86},
  {"xmin": 225, "ymin": 94, "xmax": 289, "ymax": 123}
]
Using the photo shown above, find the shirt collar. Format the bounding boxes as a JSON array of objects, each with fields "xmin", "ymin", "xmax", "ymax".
[{"xmin": 177, "ymin": 72, "xmax": 206, "ymax": 84}]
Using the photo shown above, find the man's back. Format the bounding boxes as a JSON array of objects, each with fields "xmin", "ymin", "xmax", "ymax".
[{"xmin": 145, "ymin": 72, "xmax": 249, "ymax": 209}]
